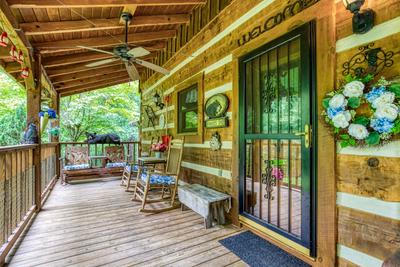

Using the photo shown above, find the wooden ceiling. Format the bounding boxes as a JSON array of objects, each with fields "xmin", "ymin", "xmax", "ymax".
[{"xmin": 3, "ymin": 0, "xmax": 206, "ymax": 96}]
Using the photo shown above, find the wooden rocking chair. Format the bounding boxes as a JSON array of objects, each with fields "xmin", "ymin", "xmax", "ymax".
[
  {"xmin": 121, "ymin": 137, "xmax": 158, "ymax": 192},
  {"xmin": 132, "ymin": 138, "xmax": 184, "ymax": 213}
]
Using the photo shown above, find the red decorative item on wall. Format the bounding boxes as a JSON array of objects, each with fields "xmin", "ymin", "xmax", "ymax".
[
  {"xmin": 161, "ymin": 135, "xmax": 171, "ymax": 146},
  {"xmin": 164, "ymin": 95, "xmax": 171, "ymax": 104},
  {"xmin": 16, "ymin": 50, "xmax": 24, "ymax": 64},
  {"xmin": 20, "ymin": 67, "xmax": 29, "ymax": 78},
  {"xmin": 0, "ymin": 32, "xmax": 9, "ymax": 47},
  {"xmin": 10, "ymin": 45, "xmax": 18, "ymax": 61}
]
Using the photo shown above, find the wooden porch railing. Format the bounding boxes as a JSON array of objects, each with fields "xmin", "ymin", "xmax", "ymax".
[
  {"xmin": 59, "ymin": 141, "xmax": 141, "ymax": 166},
  {"xmin": 40, "ymin": 143, "xmax": 58, "ymax": 204},
  {"xmin": 0, "ymin": 144, "xmax": 37, "ymax": 264}
]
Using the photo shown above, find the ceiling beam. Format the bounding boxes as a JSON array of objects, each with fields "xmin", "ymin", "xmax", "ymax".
[
  {"xmin": 34, "ymin": 30, "xmax": 176, "ymax": 53},
  {"xmin": 60, "ymin": 78, "xmax": 131, "ymax": 97},
  {"xmin": 55, "ymin": 71, "xmax": 129, "ymax": 90},
  {"xmin": 43, "ymin": 49, "xmax": 157, "ymax": 68},
  {"xmin": 21, "ymin": 14, "xmax": 190, "ymax": 36},
  {"xmin": 8, "ymin": 0, "xmax": 206, "ymax": 8},
  {"xmin": 47, "ymin": 61, "xmax": 124, "ymax": 77},
  {"xmin": 50, "ymin": 65, "xmax": 132, "ymax": 85}
]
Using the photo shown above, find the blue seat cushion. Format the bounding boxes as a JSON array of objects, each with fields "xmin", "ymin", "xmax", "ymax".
[
  {"xmin": 64, "ymin": 164, "xmax": 90, "ymax": 171},
  {"xmin": 140, "ymin": 173, "xmax": 175, "ymax": 185},
  {"xmin": 106, "ymin": 162, "xmax": 126, "ymax": 168},
  {"xmin": 126, "ymin": 164, "xmax": 139, "ymax": 173}
]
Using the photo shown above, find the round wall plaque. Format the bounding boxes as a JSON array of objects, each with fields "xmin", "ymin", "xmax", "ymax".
[{"xmin": 205, "ymin": 93, "xmax": 229, "ymax": 118}]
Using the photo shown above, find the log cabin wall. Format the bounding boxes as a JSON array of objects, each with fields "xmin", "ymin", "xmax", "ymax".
[
  {"xmin": 334, "ymin": 0, "xmax": 400, "ymax": 266},
  {"xmin": 140, "ymin": 0, "xmax": 399, "ymax": 266}
]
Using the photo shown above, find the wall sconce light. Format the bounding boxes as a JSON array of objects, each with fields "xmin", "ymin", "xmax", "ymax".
[
  {"xmin": 343, "ymin": 0, "xmax": 374, "ymax": 34},
  {"xmin": 153, "ymin": 92, "xmax": 165, "ymax": 110}
]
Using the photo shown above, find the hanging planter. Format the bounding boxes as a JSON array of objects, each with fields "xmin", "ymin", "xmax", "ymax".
[
  {"xmin": 0, "ymin": 31, "xmax": 9, "ymax": 47},
  {"xmin": 322, "ymin": 75, "xmax": 400, "ymax": 147}
]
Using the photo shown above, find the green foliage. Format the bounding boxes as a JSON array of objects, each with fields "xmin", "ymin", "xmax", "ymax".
[
  {"xmin": 354, "ymin": 116, "xmax": 369, "ymax": 126},
  {"xmin": 388, "ymin": 83, "xmax": 400, "ymax": 97},
  {"xmin": 347, "ymin": 97, "xmax": 360, "ymax": 108},
  {"xmin": 322, "ymin": 98, "xmax": 331, "ymax": 109},
  {"xmin": 392, "ymin": 119, "xmax": 400, "ymax": 135},
  {"xmin": 365, "ymin": 132, "xmax": 380, "ymax": 146},
  {"xmin": 60, "ymin": 82, "xmax": 140, "ymax": 142},
  {"xmin": 0, "ymin": 71, "xmax": 26, "ymax": 146}
]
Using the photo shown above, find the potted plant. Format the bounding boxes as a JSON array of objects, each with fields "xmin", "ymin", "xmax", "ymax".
[{"xmin": 151, "ymin": 142, "xmax": 168, "ymax": 158}]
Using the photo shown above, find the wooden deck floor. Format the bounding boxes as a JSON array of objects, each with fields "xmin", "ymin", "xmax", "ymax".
[{"xmin": 6, "ymin": 179, "xmax": 247, "ymax": 267}]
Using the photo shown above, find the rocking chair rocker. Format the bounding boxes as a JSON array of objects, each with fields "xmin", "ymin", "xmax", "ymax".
[{"xmin": 132, "ymin": 138, "xmax": 184, "ymax": 213}]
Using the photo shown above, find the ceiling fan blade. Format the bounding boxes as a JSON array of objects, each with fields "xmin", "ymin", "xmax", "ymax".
[
  {"xmin": 86, "ymin": 58, "xmax": 119, "ymax": 68},
  {"xmin": 125, "ymin": 61, "xmax": 140, "ymax": 81},
  {"xmin": 127, "ymin": 47, "xmax": 151, "ymax": 58},
  {"xmin": 77, "ymin": 46, "xmax": 115, "ymax": 56},
  {"xmin": 133, "ymin": 59, "xmax": 170, "ymax": 75}
]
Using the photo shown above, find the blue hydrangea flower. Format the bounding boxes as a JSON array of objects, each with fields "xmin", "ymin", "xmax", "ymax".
[
  {"xmin": 327, "ymin": 107, "xmax": 344, "ymax": 119},
  {"xmin": 370, "ymin": 118, "xmax": 394, "ymax": 133},
  {"xmin": 365, "ymin": 86, "xmax": 385, "ymax": 103}
]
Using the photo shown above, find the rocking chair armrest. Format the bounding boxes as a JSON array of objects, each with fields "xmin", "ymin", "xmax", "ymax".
[{"xmin": 146, "ymin": 170, "xmax": 177, "ymax": 177}]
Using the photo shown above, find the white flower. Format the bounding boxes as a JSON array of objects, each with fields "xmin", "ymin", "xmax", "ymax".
[
  {"xmin": 372, "ymin": 92, "xmax": 395, "ymax": 108},
  {"xmin": 332, "ymin": 111, "xmax": 351, "ymax": 128},
  {"xmin": 348, "ymin": 124, "xmax": 369, "ymax": 140},
  {"xmin": 375, "ymin": 104, "xmax": 399, "ymax": 122},
  {"xmin": 343, "ymin": 81, "xmax": 364, "ymax": 97},
  {"xmin": 329, "ymin": 94, "xmax": 347, "ymax": 109}
]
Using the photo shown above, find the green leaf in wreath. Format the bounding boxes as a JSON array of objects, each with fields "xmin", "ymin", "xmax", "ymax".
[
  {"xmin": 340, "ymin": 134, "xmax": 350, "ymax": 140},
  {"xmin": 322, "ymin": 98, "xmax": 331, "ymax": 109},
  {"xmin": 391, "ymin": 119, "xmax": 400, "ymax": 134},
  {"xmin": 348, "ymin": 138, "xmax": 356, "ymax": 146},
  {"xmin": 365, "ymin": 132, "xmax": 380, "ymax": 146},
  {"xmin": 354, "ymin": 116, "xmax": 369, "ymax": 126},
  {"xmin": 334, "ymin": 128, "xmax": 340, "ymax": 134},
  {"xmin": 344, "ymin": 74, "xmax": 355, "ymax": 83},
  {"xmin": 388, "ymin": 83, "xmax": 400, "ymax": 97},
  {"xmin": 361, "ymin": 74, "xmax": 374, "ymax": 83},
  {"xmin": 348, "ymin": 97, "xmax": 361, "ymax": 109},
  {"xmin": 340, "ymin": 140, "xmax": 349, "ymax": 148}
]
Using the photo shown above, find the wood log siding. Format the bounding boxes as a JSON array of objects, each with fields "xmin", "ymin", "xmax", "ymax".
[
  {"xmin": 334, "ymin": 0, "xmax": 400, "ymax": 265},
  {"xmin": 0, "ymin": 145, "xmax": 37, "ymax": 264}
]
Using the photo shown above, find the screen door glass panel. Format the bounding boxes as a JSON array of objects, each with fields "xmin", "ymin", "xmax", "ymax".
[{"xmin": 240, "ymin": 30, "xmax": 312, "ymax": 248}]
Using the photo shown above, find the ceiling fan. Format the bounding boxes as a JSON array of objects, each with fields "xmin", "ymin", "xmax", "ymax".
[{"xmin": 77, "ymin": 12, "xmax": 170, "ymax": 81}]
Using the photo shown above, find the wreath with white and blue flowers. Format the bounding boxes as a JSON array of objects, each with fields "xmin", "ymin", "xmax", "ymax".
[{"xmin": 322, "ymin": 75, "xmax": 400, "ymax": 147}]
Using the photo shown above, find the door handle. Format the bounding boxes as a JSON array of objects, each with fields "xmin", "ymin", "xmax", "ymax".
[{"xmin": 294, "ymin": 124, "xmax": 312, "ymax": 148}]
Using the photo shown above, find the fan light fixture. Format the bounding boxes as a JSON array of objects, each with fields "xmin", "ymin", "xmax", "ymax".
[
  {"xmin": 0, "ymin": 32, "xmax": 9, "ymax": 47},
  {"xmin": 343, "ymin": 0, "xmax": 374, "ymax": 34},
  {"xmin": 153, "ymin": 92, "xmax": 165, "ymax": 110}
]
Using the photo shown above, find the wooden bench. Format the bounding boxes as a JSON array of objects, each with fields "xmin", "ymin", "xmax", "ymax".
[{"xmin": 178, "ymin": 184, "xmax": 231, "ymax": 229}]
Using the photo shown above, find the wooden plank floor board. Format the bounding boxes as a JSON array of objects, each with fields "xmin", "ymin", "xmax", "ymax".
[{"xmin": 7, "ymin": 179, "xmax": 245, "ymax": 267}]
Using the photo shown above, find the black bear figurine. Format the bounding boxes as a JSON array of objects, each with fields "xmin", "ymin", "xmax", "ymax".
[{"xmin": 86, "ymin": 132, "xmax": 121, "ymax": 144}]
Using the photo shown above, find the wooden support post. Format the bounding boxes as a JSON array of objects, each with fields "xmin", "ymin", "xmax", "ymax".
[{"xmin": 27, "ymin": 52, "xmax": 42, "ymax": 212}]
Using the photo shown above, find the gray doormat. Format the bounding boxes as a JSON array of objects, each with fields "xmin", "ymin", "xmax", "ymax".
[{"xmin": 219, "ymin": 231, "xmax": 311, "ymax": 267}]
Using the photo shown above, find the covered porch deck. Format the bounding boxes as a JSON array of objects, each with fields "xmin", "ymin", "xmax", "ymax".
[{"xmin": 6, "ymin": 178, "xmax": 245, "ymax": 267}]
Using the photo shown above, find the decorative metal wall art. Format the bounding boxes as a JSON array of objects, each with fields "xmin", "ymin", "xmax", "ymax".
[
  {"xmin": 205, "ymin": 93, "xmax": 229, "ymax": 128},
  {"xmin": 143, "ymin": 105, "xmax": 156, "ymax": 127},
  {"xmin": 237, "ymin": 0, "xmax": 319, "ymax": 47},
  {"xmin": 342, "ymin": 43, "xmax": 394, "ymax": 77},
  {"xmin": 210, "ymin": 132, "xmax": 222, "ymax": 151}
]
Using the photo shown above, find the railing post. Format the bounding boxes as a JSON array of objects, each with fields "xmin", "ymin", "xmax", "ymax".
[{"xmin": 27, "ymin": 52, "xmax": 42, "ymax": 212}]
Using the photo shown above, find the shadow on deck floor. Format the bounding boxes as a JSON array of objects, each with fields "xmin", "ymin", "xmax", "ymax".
[{"xmin": 6, "ymin": 179, "xmax": 246, "ymax": 267}]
